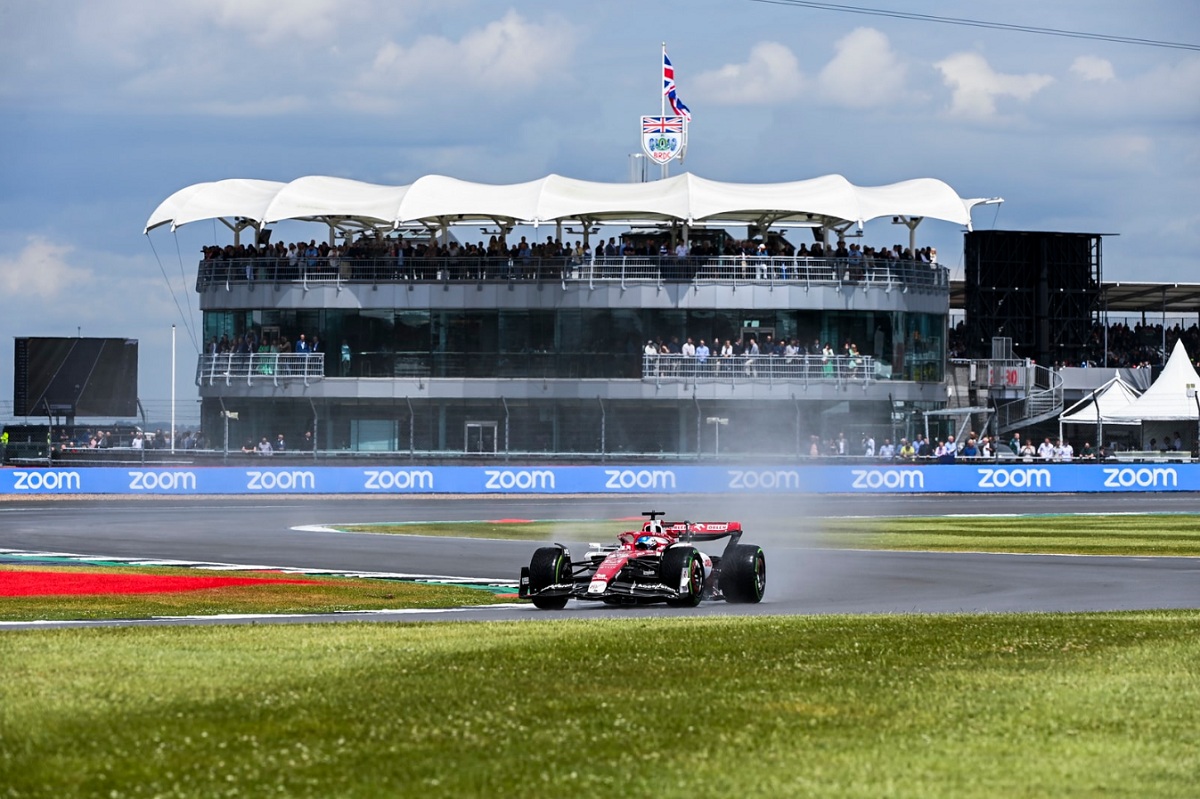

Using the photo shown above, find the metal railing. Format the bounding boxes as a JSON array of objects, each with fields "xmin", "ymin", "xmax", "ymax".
[
  {"xmin": 196, "ymin": 255, "xmax": 948, "ymax": 293},
  {"xmin": 192, "ymin": 351, "xmax": 892, "ymax": 387},
  {"xmin": 995, "ymin": 363, "xmax": 1064, "ymax": 432},
  {"xmin": 197, "ymin": 353, "xmax": 325, "ymax": 386},
  {"xmin": 643, "ymin": 353, "xmax": 877, "ymax": 386}
]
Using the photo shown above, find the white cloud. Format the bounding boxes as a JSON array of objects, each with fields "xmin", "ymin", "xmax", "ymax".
[
  {"xmin": 206, "ymin": 0, "xmax": 346, "ymax": 46},
  {"xmin": 1120, "ymin": 56, "xmax": 1200, "ymax": 117},
  {"xmin": 1070, "ymin": 55, "xmax": 1116, "ymax": 83},
  {"xmin": 0, "ymin": 237, "xmax": 94, "ymax": 300},
  {"xmin": 694, "ymin": 42, "xmax": 804, "ymax": 105},
  {"xmin": 817, "ymin": 28, "xmax": 906, "ymax": 108},
  {"xmin": 364, "ymin": 10, "xmax": 574, "ymax": 95},
  {"xmin": 1033, "ymin": 54, "xmax": 1200, "ymax": 125},
  {"xmin": 935, "ymin": 52, "xmax": 1053, "ymax": 120}
]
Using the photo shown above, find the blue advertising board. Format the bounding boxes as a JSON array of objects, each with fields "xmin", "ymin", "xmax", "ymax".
[{"xmin": 1, "ymin": 463, "xmax": 1198, "ymax": 495}]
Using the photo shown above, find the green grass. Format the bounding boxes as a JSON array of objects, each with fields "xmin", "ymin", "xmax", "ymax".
[
  {"xmin": 1, "ymin": 612, "xmax": 1197, "ymax": 798},
  {"xmin": 0, "ymin": 565, "xmax": 512, "ymax": 621},
  {"xmin": 339, "ymin": 514, "xmax": 1200, "ymax": 556},
  {"xmin": 338, "ymin": 518, "xmax": 635, "ymax": 540},
  {"xmin": 827, "ymin": 513, "xmax": 1200, "ymax": 556}
]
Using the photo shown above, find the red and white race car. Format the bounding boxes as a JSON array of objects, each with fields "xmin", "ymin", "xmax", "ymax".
[{"xmin": 518, "ymin": 510, "xmax": 766, "ymax": 609}]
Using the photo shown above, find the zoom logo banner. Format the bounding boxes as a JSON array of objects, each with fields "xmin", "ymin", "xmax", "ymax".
[{"xmin": 1, "ymin": 464, "xmax": 1197, "ymax": 494}]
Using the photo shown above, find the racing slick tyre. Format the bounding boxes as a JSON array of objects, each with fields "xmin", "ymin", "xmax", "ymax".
[
  {"xmin": 528, "ymin": 546, "xmax": 571, "ymax": 610},
  {"xmin": 718, "ymin": 544, "xmax": 766, "ymax": 603},
  {"xmin": 662, "ymin": 546, "xmax": 705, "ymax": 608}
]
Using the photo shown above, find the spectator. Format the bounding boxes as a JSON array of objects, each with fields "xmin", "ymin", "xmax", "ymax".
[
  {"xmin": 695, "ymin": 339, "xmax": 710, "ymax": 373},
  {"xmin": 257, "ymin": 436, "xmax": 274, "ymax": 456},
  {"xmin": 275, "ymin": 433, "xmax": 286, "ymax": 452}
]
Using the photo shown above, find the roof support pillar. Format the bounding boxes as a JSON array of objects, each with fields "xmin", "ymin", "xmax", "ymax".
[{"xmin": 893, "ymin": 216, "xmax": 924, "ymax": 257}]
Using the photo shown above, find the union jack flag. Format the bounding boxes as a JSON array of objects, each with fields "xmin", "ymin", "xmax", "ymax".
[
  {"xmin": 662, "ymin": 52, "xmax": 692, "ymax": 122},
  {"xmin": 642, "ymin": 116, "xmax": 684, "ymax": 134}
]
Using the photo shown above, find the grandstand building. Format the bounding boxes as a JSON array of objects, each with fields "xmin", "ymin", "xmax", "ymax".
[{"xmin": 147, "ymin": 173, "xmax": 997, "ymax": 458}]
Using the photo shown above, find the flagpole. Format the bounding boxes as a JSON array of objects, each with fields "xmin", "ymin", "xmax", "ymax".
[
  {"xmin": 170, "ymin": 324, "xmax": 176, "ymax": 454},
  {"xmin": 661, "ymin": 42, "xmax": 667, "ymax": 117},
  {"xmin": 661, "ymin": 42, "xmax": 668, "ymax": 180}
]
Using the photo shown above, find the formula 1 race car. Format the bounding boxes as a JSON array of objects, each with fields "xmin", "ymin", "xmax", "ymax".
[{"xmin": 518, "ymin": 511, "xmax": 766, "ymax": 609}]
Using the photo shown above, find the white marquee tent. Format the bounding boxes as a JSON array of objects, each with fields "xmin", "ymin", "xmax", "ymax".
[
  {"xmin": 1103, "ymin": 340, "xmax": 1200, "ymax": 450},
  {"xmin": 144, "ymin": 172, "xmax": 997, "ymax": 237},
  {"xmin": 1058, "ymin": 374, "xmax": 1141, "ymax": 445}
]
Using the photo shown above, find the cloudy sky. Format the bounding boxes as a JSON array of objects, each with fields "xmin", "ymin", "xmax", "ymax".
[{"xmin": 1, "ymin": 0, "xmax": 1197, "ymax": 423}]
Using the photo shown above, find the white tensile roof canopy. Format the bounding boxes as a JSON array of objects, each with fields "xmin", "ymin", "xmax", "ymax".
[{"xmin": 144, "ymin": 172, "xmax": 998, "ymax": 237}]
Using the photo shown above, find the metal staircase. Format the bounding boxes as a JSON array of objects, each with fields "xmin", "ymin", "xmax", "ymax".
[
  {"xmin": 994, "ymin": 363, "xmax": 1064, "ymax": 433},
  {"xmin": 942, "ymin": 358, "xmax": 1065, "ymax": 435}
]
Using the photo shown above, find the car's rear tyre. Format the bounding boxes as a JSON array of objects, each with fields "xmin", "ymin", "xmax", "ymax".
[
  {"xmin": 528, "ymin": 546, "xmax": 571, "ymax": 610},
  {"xmin": 719, "ymin": 544, "xmax": 766, "ymax": 603},
  {"xmin": 662, "ymin": 546, "xmax": 704, "ymax": 608}
]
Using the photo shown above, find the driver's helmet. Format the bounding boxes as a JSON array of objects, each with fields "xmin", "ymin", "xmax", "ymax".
[{"xmin": 635, "ymin": 535, "xmax": 658, "ymax": 550}]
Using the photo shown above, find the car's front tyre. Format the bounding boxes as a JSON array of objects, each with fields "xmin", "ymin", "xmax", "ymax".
[
  {"xmin": 528, "ymin": 546, "xmax": 571, "ymax": 610},
  {"xmin": 662, "ymin": 545, "xmax": 704, "ymax": 608}
]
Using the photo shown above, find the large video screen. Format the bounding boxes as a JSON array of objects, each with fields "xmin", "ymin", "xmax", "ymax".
[{"xmin": 13, "ymin": 337, "xmax": 139, "ymax": 417}]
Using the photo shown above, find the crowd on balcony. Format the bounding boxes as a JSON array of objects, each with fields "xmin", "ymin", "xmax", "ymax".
[
  {"xmin": 643, "ymin": 334, "xmax": 871, "ymax": 379},
  {"xmin": 807, "ymin": 430, "xmax": 1115, "ymax": 462},
  {"xmin": 206, "ymin": 330, "xmax": 324, "ymax": 359},
  {"xmin": 199, "ymin": 233, "xmax": 939, "ymax": 284},
  {"xmin": 54, "ymin": 428, "xmax": 207, "ymax": 452}
]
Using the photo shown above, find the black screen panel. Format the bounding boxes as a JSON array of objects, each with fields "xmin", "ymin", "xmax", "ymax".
[{"xmin": 13, "ymin": 337, "xmax": 138, "ymax": 417}]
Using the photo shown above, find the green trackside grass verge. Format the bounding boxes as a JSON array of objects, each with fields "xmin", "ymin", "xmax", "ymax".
[
  {"xmin": 338, "ymin": 518, "xmax": 636, "ymax": 540},
  {"xmin": 823, "ymin": 513, "xmax": 1200, "ymax": 556},
  {"xmin": 337, "ymin": 514, "xmax": 1200, "ymax": 556},
  {"xmin": 0, "ymin": 565, "xmax": 512, "ymax": 622},
  {"xmin": 1, "ymin": 612, "xmax": 1197, "ymax": 798}
]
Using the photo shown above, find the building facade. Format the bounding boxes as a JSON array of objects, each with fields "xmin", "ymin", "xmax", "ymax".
[{"xmin": 195, "ymin": 252, "xmax": 949, "ymax": 458}]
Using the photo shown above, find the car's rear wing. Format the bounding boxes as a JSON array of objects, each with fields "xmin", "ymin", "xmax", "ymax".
[{"xmin": 664, "ymin": 521, "xmax": 743, "ymax": 542}]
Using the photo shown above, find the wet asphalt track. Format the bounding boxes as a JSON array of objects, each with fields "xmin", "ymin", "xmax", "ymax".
[{"xmin": 1, "ymin": 493, "xmax": 1197, "ymax": 628}]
